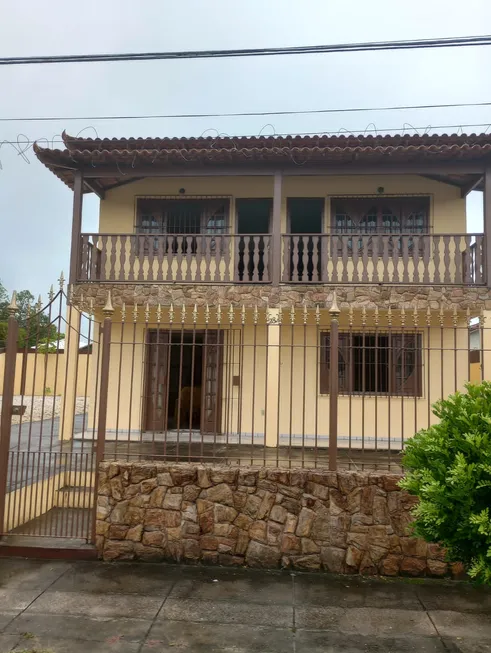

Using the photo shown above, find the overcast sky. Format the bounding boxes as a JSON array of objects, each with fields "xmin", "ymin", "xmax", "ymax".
[{"xmin": 0, "ymin": 0, "xmax": 490, "ymax": 299}]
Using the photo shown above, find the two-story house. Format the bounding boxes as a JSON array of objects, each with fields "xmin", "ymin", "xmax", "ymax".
[{"xmin": 34, "ymin": 131, "xmax": 491, "ymax": 461}]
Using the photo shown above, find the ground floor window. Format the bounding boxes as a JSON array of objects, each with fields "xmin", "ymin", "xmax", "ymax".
[{"xmin": 320, "ymin": 332, "xmax": 422, "ymax": 396}]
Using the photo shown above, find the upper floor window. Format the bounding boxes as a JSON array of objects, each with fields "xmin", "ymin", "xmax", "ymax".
[
  {"xmin": 331, "ymin": 197, "xmax": 429, "ymax": 234},
  {"xmin": 136, "ymin": 198, "xmax": 230, "ymax": 235}
]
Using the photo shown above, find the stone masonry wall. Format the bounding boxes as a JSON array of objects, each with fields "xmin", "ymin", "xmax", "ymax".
[
  {"xmin": 96, "ymin": 462, "xmax": 459, "ymax": 577},
  {"xmin": 73, "ymin": 283, "xmax": 491, "ymax": 312}
]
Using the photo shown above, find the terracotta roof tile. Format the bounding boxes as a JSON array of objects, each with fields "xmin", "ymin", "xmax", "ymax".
[{"xmin": 33, "ymin": 131, "xmax": 491, "ymax": 193}]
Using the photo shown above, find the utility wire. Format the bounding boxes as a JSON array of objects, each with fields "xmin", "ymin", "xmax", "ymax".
[
  {"xmin": 1, "ymin": 34, "xmax": 491, "ymax": 65},
  {"xmin": 2, "ymin": 123, "xmax": 491, "ymax": 147},
  {"xmin": 1, "ymin": 101, "xmax": 491, "ymax": 123}
]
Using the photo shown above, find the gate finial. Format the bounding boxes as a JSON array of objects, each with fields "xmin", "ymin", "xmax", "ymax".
[
  {"xmin": 103, "ymin": 291, "xmax": 114, "ymax": 317},
  {"xmin": 7, "ymin": 291, "xmax": 18, "ymax": 316},
  {"xmin": 329, "ymin": 290, "xmax": 340, "ymax": 316}
]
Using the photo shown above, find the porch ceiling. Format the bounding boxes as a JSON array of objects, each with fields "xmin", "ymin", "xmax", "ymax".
[{"xmin": 33, "ymin": 131, "xmax": 491, "ymax": 194}]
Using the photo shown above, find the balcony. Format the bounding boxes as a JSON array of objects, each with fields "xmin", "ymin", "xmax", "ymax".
[{"xmin": 77, "ymin": 232, "xmax": 486, "ymax": 286}]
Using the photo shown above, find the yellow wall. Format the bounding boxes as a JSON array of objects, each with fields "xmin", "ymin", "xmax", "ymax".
[
  {"xmin": 0, "ymin": 352, "xmax": 91, "ymax": 396},
  {"xmin": 91, "ymin": 175, "xmax": 467, "ymax": 285},
  {"xmin": 98, "ymin": 174, "xmax": 466, "ymax": 234},
  {"xmin": 470, "ymin": 361, "xmax": 482, "ymax": 383},
  {"xmin": 96, "ymin": 309, "xmax": 471, "ymax": 450}
]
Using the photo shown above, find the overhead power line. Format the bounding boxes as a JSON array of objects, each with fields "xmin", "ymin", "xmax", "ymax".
[
  {"xmin": 1, "ymin": 35, "xmax": 491, "ymax": 65},
  {"xmin": 1, "ymin": 101, "xmax": 490, "ymax": 123}
]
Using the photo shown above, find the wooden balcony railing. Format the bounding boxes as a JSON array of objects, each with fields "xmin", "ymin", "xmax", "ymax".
[
  {"xmin": 282, "ymin": 233, "xmax": 486, "ymax": 285},
  {"xmin": 77, "ymin": 232, "xmax": 486, "ymax": 286},
  {"xmin": 78, "ymin": 233, "xmax": 271, "ymax": 283}
]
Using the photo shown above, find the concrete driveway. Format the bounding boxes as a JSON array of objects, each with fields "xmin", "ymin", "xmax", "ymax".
[{"xmin": 0, "ymin": 558, "xmax": 489, "ymax": 651}]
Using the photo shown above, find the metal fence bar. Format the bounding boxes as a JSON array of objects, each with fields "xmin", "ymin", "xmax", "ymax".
[
  {"xmin": 0, "ymin": 298, "xmax": 19, "ymax": 533},
  {"xmin": 3, "ymin": 292, "xmax": 491, "ymax": 544}
]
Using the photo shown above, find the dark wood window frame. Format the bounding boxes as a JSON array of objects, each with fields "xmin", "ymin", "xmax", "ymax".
[
  {"xmin": 329, "ymin": 196, "xmax": 431, "ymax": 234},
  {"xmin": 136, "ymin": 196, "xmax": 231, "ymax": 234},
  {"xmin": 328, "ymin": 195, "xmax": 431, "ymax": 258},
  {"xmin": 320, "ymin": 331, "xmax": 423, "ymax": 397},
  {"xmin": 135, "ymin": 196, "xmax": 231, "ymax": 256}
]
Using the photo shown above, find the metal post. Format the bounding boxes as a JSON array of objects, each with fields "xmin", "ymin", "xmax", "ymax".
[
  {"xmin": 91, "ymin": 291, "xmax": 113, "ymax": 543},
  {"xmin": 0, "ymin": 293, "xmax": 19, "ymax": 533},
  {"xmin": 69, "ymin": 170, "xmax": 84, "ymax": 286},
  {"xmin": 329, "ymin": 292, "xmax": 340, "ymax": 471},
  {"xmin": 484, "ymin": 168, "xmax": 491, "ymax": 287},
  {"xmin": 271, "ymin": 171, "xmax": 282, "ymax": 286}
]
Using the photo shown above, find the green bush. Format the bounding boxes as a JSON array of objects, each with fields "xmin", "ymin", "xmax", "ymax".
[
  {"xmin": 400, "ymin": 382, "xmax": 491, "ymax": 584},
  {"xmin": 0, "ymin": 321, "xmax": 27, "ymax": 348}
]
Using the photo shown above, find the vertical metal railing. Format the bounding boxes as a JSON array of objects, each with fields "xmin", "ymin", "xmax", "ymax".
[
  {"xmin": 0, "ymin": 294, "xmax": 19, "ymax": 533},
  {"xmin": 1, "ymin": 288, "xmax": 489, "ymax": 542},
  {"xmin": 0, "ymin": 281, "xmax": 102, "ymax": 543}
]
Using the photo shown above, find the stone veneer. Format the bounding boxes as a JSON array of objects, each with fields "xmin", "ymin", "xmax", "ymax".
[
  {"xmin": 96, "ymin": 462, "xmax": 460, "ymax": 578},
  {"xmin": 73, "ymin": 283, "xmax": 491, "ymax": 312}
]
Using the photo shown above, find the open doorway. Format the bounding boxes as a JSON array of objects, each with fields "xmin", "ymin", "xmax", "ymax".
[
  {"xmin": 287, "ymin": 198, "xmax": 324, "ymax": 282},
  {"xmin": 144, "ymin": 330, "xmax": 223, "ymax": 433},
  {"xmin": 236, "ymin": 199, "xmax": 272, "ymax": 281},
  {"xmin": 168, "ymin": 332, "xmax": 204, "ymax": 430}
]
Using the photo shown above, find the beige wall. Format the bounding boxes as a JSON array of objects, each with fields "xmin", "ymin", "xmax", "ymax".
[
  {"xmin": 0, "ymin": 352, "xmax": 91, "ymax": 396},
  {"xmin": 98, "ymin": 174, "xmax": 466, "ymax": 235},
  {"xmin": 95, "ymin": 309, "xmax": 471, "ymax": 449}
]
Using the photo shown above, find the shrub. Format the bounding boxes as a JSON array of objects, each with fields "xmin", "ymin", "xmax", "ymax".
[{"xmin": 400, "ymin": 382, "xmax": 491, "ymax": 584}]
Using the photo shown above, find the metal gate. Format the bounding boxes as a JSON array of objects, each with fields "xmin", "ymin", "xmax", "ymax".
[{"xmin": 0, "ymin": 281, "xmax": 101, "ymax": 545}]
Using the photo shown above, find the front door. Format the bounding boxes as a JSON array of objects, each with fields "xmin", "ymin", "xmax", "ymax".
[
  {"xmin": 201, "ymin": 330, "xmax": 224, "ymax": 434},
  {"xmin": 144, "ymin": 330, "xmax": 170, "ymax": 432},
  {"xmin": 144, "ymin": 329, "xmax": 223, "ymax": 433}
]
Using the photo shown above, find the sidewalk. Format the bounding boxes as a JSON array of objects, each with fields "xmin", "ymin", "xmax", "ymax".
[{"xmin": 0, "ymin": 558, "xmax": 489, "ymax": 652}]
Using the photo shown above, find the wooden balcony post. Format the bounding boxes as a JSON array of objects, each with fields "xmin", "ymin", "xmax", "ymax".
[
  {"xmin": 271, "ymin": 172, "xmax": 282, "ymax": 286},
  {"xmin": 485, "ymin": 168, "xmax": 491, "ymax": 287},
  {"xmin": 69, "ymin": 171, "xmax": 84, "ymax": 286}
]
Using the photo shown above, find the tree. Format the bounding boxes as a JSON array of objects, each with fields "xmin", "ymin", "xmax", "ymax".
[
  {"xmin": 400, "ymin": 382, "xmax": 491, "ymax": 585},
  {"xmin": 0, "ymin": 279, "xmax": 64, "ymax": 350}
]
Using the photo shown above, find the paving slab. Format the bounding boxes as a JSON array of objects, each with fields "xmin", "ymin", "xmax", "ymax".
[
  {"xmin": 429, "ymin": 611, "xmax": 491, "ymax": 639},
  {"xmin": 443, "ymin": 639, "xmax": 491, "ymax": 652},
  {"xmin": 295, "ymin": 606, "xmax": 436, "ymax": 636},
  {"xmin": 11, "ymin": 636, "xmax": 141, "ymax": 652},
  {"xmin": 0, "ymin": 614, "xmax": 20, "ymax": 631},
  {"xmin": 49, "ymin": 561, "xmax": 178, "ymax": 596},
  {"xmin": 295, "ymin": 630, "xmax": 447, "ymax": 652},
  {"xmin": 0, "ymin": 559, "xmax": 70, "ymax": 591},
  {"xmin": 0, "ymin": 559, "xmax": 489, "ymax": 652},
  {"xmin": 417, "ymin": 581, "xmax": 491, "ymax": 614},
  {"xmin": 148, "ymin": 620, "xmax": 294, "ymax": 652},
  {"xmin": 0, "ymin": 589, "xmax": 42, "ymax": 613},
  {"xmin": 0, "ymin": 633, "xmax": 21, "ymax": 651},
  {"xmin": 169, "ymin": 569, "xmax": 294, "ymax": 604},
  {"xmin": 26, "ymin": 590, "xmax": 164, "ymax": 619},
  {"xmin": 5, "ymin": 613, "xmax": 151, "ymax": 643},
  {"xmin": 294, "ymin": 573, "xmax": 422, "ymax": 610},
  {"xmin": 159, "ymin": 598, "xmax": 293, "ymax": 627}
]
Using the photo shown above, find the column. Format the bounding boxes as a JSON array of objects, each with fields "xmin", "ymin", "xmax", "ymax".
[
  {"xmin": 265, "ymin": 307, "xmax": 281, "ymax": 447},
  {"xmin": 271, "ymin": 172, "xmax": 282, "ymax": 286},
  {"xmin": 484, "ymin": 168, "xmax": 491, "ymax": 288},
  {"xmin": 60, "ymin": 304, "xmax": 82, "ymax": 441},
  {"xmin": 69, "ymin": 170, "xmax": 84, "ymax": 286}
]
